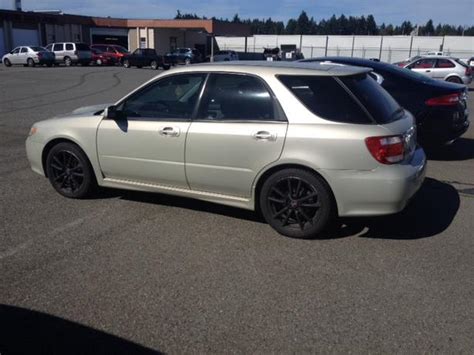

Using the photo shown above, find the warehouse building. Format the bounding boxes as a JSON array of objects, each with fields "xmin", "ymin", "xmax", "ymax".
[{"xmin": 0, "ymin": 9, "xmax": 251, "ymax": 56}]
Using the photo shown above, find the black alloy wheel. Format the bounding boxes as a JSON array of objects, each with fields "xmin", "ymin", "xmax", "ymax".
[
  {"xmin": 260, "ymin": 169, "xmax": 334, "ymax": 239},
  {"xmin": 46, "ymin": 143, "xmax": 96, "ymax": 198}
]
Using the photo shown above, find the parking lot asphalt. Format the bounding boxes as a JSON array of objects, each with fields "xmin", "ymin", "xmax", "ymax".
[{"xmin": 1, "ymin": 65, "xmax": 473, "ymax": 353}]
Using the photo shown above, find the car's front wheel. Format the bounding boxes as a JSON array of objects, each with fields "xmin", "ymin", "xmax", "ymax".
[
  {"xmin": 64, "ymin": 56, "xmax": 72, "ymax": 66},
  {"xmin": 3, "ymin": 58, "xmax": 11, "ymax": 67},
  {"xmin": 123, "ymin": 59, "xmax": 130, "ymax": 68},
  {"xmin": 150, "ymin": 60, "xmax": 158, "ymax": 70},
  {"xmin": 184, "ymin": 58, "xmax": 191, "ymax": 65},
  {"xmin": 260, "ymin": 168, "xmax": 335, "ymax": 239},
  {"xmin": 46, "ymin": 142, "xmax": 97, "ymax": 199}
]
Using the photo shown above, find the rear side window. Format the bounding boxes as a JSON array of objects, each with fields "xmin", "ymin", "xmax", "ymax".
[
  {"xmin": 197, "ymin": 74, "xmax": 275, "ymax": 121},
  {"xmin": 409, "ymin": 58, "xmax": 436, "ymax": 69},
  {"xmin": 436, "ymin": 59, "xmax": 455, "ymax": 68},
  {"xmin": 53, "ymin": 44, "xmax": 63, "ymax": 51},
  {"xmin": 65, "ymin": 43, "xmax": 74, "ymax": 50},
  {"xmin": 278, "ymin": 75, "xmax": 372, "ymax": 124},
  {"xmin": 339, "ymin": 74, "xmax": 403, "ymax": 124},
  {"xmin": 20, "ymin": 47, "xmax": 27, "ymax": 53}
]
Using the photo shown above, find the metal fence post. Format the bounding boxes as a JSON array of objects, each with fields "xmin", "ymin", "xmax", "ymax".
[
  {"xmin": 325, "ymin": 35, "xmax": 328, "ymax": 56},
  {"xmin": 311, "ymin": 46, "xmax": 314, "ymax": 57},
  {"xmin": 378, "ymin": 35, "xmax": 384, "ymax": 60},
  {"xmin": 408, "ymin": 35, "xmax": 413, "ymax": 57},
  {"xmin": 351, "ymin": 35, "xmax": 355, "ymax": 57}
]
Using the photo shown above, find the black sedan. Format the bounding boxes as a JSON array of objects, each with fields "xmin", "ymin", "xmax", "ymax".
[
  {"xmin": 121, "ymin": 48, "xmax": 170, "ymax": 70},
  {"xmin": 301, "ymin": 57, "xmax": 470, "ymax": 147}
]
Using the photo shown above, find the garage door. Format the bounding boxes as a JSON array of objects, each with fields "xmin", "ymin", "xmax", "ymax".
[
  {"xmin": 0, "ymin": 27, "xmax": 5, "ymax": 57},
  {"xmin": 12, "ymin": 28, "xmax": 39, "ymax": 48}
]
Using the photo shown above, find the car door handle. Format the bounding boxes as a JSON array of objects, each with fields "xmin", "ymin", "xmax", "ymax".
[
  {"xmin": 254, "ymin": 131, "xmax": 276, "ymax": 141},
  {"xmin": 159, "ymin": 126, "xmax": 180, "ymax": 137}
]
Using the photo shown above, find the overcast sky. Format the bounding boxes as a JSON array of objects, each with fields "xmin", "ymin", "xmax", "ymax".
[{"xmin": 4, "ymin": 0, "xmax": 474, "ymax": 25}]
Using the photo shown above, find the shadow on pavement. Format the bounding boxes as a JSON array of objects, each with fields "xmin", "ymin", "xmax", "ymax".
[
  {"xmin": 330, "ymin": 177, "xmax": 460, "ymax": 240},
  {"xmin": 119, "ymin": 177, "xmax": 459, "ymax": 241},
  {"xmin": 425, "ymin": 138, "xmax": 474, "ymax": 161},
  {"xmin": 0, "ymin": 304, "xmax": 160, "ymax": 355}
]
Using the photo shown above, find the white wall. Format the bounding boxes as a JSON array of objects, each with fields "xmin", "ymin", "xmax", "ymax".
[{"xmin": 216, "ymin": 35, "xmax": 474, "ymax": 63}]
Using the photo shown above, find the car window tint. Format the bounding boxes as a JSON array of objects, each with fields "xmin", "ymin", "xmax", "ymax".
[
  {"xmin": 30, "ymin": 46, "xmax": 44, "ymax": 52},
  {"xmin": 65, "ymin": 43, "xmax": 74, "ymax": 51},
  {"xmin": 436, "ymin": 59, "xmax": 455, "ymax": 68},
  {"xmin": 53, "ymin": 44, "xmax": 63, "ymax": 51},
  {"xmin": 20, "ymin": 47, "xmax": 27, "ymax": 53},
  {"xmin": 410, "ymin": 58, "xmax": 436, "ymax": 69},
  {"xmin": 197, "ymin": 74, "xmax": 274, "ymax": 121},
  {"xmin": 278, "ymin": 75, "xmax": 372, "ymax": 124},
  {"xmin": 122, "ymin": 74, "xmax": 206, "ymax": 119},
  {"xmin": 12, "ymin": 48, "xmax": 20, "ymax": 54},
  {"xmin": 133, "ymin": 49, "xmax": 142, "ymax": 55},
  {"xmin": 46, "ymin": 44, "xmax": 53, "ymax": 51},
  {"xmin": 339, "ymin": 74, "xmax": 402, "ymax": 124}
]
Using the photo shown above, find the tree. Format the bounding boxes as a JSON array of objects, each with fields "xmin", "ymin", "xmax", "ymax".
[
  {"xmin": 295, "ymin": 11, "xmax": 311, "ymax": 34},
  {"xmin": 366, "ymin": 15, "xmax": 377, "ymax": 35},
  {"xmin": 285, "ymin": 19, "xmax": 297, "ymax": 34},
  {"xmin": 422, "ymin": 19, "xmax": 435, "ymax": 36},
  {"xmin": 232, "ymin": 14, "xmax": 241, "ymax": 23}
]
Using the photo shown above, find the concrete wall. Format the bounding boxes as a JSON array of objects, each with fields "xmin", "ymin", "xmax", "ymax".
[
  {"xmin": 216, "ymin": 35, "xmax": 474, "ymax": 63},
  {"xmin": 128, "ymin": 28, "xmax": 138, "ymax": 51}
]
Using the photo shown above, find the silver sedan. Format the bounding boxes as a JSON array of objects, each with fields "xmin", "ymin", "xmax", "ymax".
[{"xmin": 26, "ymin": 62, "xmax": 426, "ymax": 238}]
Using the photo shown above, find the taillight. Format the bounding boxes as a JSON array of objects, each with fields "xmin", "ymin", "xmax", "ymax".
[
  {"xmin": 37, "ymin": 52, "xmax": 43, "ymax": 58},
  {"xmin": 425, "ymin": 93, "xmax": 461, "ymax": 106},
  {"xmin": 365, "ymin": 135, "xmax": 405, "ymax": 164},
  {"xmin": 74, "ymin": 50, "xmax": 78, "ymax": 55},
  {"xmin": 466, "ymin": 67, "xmax": 472, "ymax": 76}
]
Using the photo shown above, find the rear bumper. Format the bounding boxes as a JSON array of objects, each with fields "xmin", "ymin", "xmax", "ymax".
[
  {"xmin": 326, "ymin": 147, "xmax": 426, "ymax": 217},
  {"xmin": 418, "ymin": 105, "xmax": 469, "ymax": 145}
]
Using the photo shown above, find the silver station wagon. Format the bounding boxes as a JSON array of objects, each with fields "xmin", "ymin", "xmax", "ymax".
[{"xmin": 26, "ymin": 62, "xmax": 426, "ymax": 238}]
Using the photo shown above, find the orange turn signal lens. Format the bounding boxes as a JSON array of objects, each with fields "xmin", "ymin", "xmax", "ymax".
[{"xmin": 29, "ymin": 127, "xmax": 38, "ymax": 136}]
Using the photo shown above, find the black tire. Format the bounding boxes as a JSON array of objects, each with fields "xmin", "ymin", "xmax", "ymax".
[
  {"xmin": 184, "ymin": 57, "xmax": 191, "ymax": 65},
  {"xmin": 259, "ymin": 168, "xmax": 335, "ymax": 239},
  {"xmin": 46, "ymin": 142, "xmax": 97, "ymax": 199},
  {"xmin": 47, "ymin": 63, "xmax": 53, "ymax": 67},
  {"xmin": 123, "ymin": 59, "xmax": 130, "ymax": 68},
  {"xmin": 3, "ymin": 58, "xmax": 12, "ymax": 67},
  {"xmin": 64, "ymin": 56, "xmax": 72, "ymax": 67},
  {"xmin": 150, "ymin": 60, "xmax": 158, "ymax": 70},
  {"xmin": 163, "ymin": 64, "xmax": 170, "ymax": 70},
  {"xmin": 136, "ymin": 65, "xmax": 142, "ymax": 69},
  {"xmin": 27, "ymin": 58, "xmax": 35, "ymax": 67},
  {"xmin": 446, "ymin": 76, "xmax": 462, "ymax": 84}
]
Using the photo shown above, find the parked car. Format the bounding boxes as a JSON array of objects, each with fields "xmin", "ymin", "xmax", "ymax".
[
  {"xmin": 164, "ymin": 48, "xmax": 202, "ymax": 65},
  {"xmin": 25, "ymin": 61, "xmax": 426, "ymax": 239},
  {"xmin": 2, "ymin": 46, "xmax": 55, "ymax": 67},
  {"xmin": 122, "ymin": 48, "xmax": 169, "ymax": 70},
  {"xmin": 45, "ymin": 42, "xmax": 92, "ymax": 66},
  {"xmin": 90, "ymin": 44, "xmax": 129, "ymax": 64},
  {"xmin": 301, "ymin": 57, "xmax": 470, "ymax": 146},
  {"xmin": 401, "ymin": 55, "xmax": 472, "ymax": 84},
  {"xmin": 91, "ymin": 48, "xmax": 114, "ymax": 66},
  {"xmin": 465, "ymin": 57, "xmax": 474, "ymax": 69},
  {"xmin": 211, "ymin": 50, "xmax": 239, "ymax": 62}
]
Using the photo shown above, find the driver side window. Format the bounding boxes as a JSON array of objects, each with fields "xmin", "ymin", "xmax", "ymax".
[{"xmin": 121, "ymin": 74, "xmax": 206, "ymax": 120}]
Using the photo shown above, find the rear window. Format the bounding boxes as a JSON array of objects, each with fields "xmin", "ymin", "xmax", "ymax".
[
  {"xmin": 278, "ymin": 75, "xmax": 372, "ymax": 124},
  {"xmin": 339, "ymin": 74, "xmax": 403, "ymax": 124},
  {"xmin": 76, "ymin": 43, "xmax": 90, "ymax": 51},
  {"xmin": 279, "ymin": 74, "xmax": 402, "ymax": 124},
  {"xmin": 30, "ymin": 46, "xmax": 45, "ymax": 52}
]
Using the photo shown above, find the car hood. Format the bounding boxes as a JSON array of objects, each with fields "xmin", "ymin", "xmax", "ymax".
[{"xmin": 69, "ymin": 103, "xmax": 112, "ymax": 116}]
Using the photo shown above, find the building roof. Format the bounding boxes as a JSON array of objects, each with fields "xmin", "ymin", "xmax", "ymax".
[{"xmin": 0, "ymin": 9, "xmax": 251, "ymax": 36}]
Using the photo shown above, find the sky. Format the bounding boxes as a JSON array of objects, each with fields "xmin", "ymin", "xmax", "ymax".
[{"xmin": 2, "ymin": 0, "xmax": 474, "ymax": 26}]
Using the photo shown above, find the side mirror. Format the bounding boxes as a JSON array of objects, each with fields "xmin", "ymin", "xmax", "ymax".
[{"xmin": 105, "ymin": 105, "xmax": 125, "ymax": 120}]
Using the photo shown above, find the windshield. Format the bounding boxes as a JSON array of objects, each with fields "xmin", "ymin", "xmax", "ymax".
[{"xmin": 114, "ymin": 46, "xmax": 128, "ymax": 53}]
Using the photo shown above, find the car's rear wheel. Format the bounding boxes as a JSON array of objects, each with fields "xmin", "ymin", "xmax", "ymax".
[
  {"xmin": 446, "ymin": 76, "xmax": 462, "ymax": 84},
  {"xmin": 163, "ymin": 64, "xmax": 170, "ymax": 70},
  {"xmin": 3, "ymin": 58, "xmax": 11, "ymax": 67},
  {"xmin": 46, "ymin": 142, "xmax": 97, "ymax": 199},
  {"xmin": 184, "ymin": 58, "xmax": 191, "ymax": 65},
  {"xmin": 64, "ymin": 56, "xmax": 72, "ymax": 66},
  {"xmin": 150, "ymin": 60, "xmax": 158, "ymax": 70},
  {"xmin": 260, "ymin": 169, "xmax": 335, "ymax": 239},
  {"xmin": 27, "ymin": 58, "xmax": 35, "ymax": 67}
]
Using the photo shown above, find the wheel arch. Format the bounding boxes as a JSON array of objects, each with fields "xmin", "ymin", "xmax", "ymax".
[
  {"xmin": 253, "ymin": 163, "xmax": 339, "ymax": 215},
  {"xmin": 445, "ymin": 74, "xmax": 463, "ymax": 83},
  {"xmin": 41, "ymin": 137, "xmax": 92, "ymax": 178}
]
